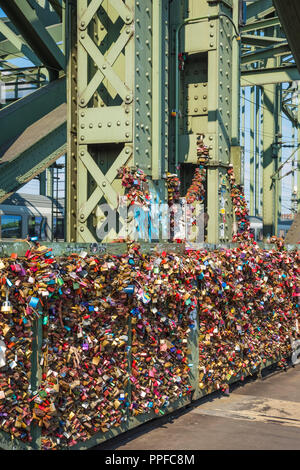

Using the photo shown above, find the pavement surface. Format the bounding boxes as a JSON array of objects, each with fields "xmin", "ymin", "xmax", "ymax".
[{"xmin": 94, "ymin": 364, "xmax": 300, "ymax": 450}]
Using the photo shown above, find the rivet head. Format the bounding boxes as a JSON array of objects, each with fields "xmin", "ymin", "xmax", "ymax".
[
  {"xmin": 108, "ymin": 122, "xmax": 112, "ymax": 127},
  {"xmin": 98, "ymin": 123, "xmax": 102, "ymax": 128}
]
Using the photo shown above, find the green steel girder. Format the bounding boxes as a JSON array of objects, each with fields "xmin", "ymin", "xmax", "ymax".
[
  {"xmin": 0, "ymin": 1, "xmax": 61, "ymax": 38},
  {"xmin": 246, "ymin": 0, "xmax": 275, "ymax": 24},
  {"xmin": 0, "ymin": 73, "xmax": 66, "ymax": 202},
  {"xmin": 241, "ymin": 65, "xmax": 300, "ymax": 86},
  {"xmin": 0, "ymin": 115, "xmax": 66, "ymax": 203},
  {"xmin": 0, "ymin": 18, "xmax": 41, "ymax": 66},
  {"xmin": 241, "ymin": 16, "xmax": 281, "ymax": 32},
  {"xmin": 262, "ymin": 69, "xmax": 276, "ymax": 238},
  {"xmin": 241, "ymin": 42, "xmax": 290, "ymax": 65},
  {"xmin": 0, "ymin": 23, "xmax": 62, "ymax": 61},
  {"xmin": 241, "ymin": 33, "xmax": 286, "ymax": 47},
  {"xmin": 273, "ymin": 0, "xmax": 300, "ymax": 74},
  {"xmin": 0, "ymin": 77, "xmax": 66, "ymax": 161},
  {"xmin": 282, "ymin": 103, "xmax": 298, "ymax": 125},
  {"xmin": 48, "ymin": 0, "xmax": 63, "ymax": 19},
  {"xmin": 0, "ymin": 0, "xmax": 65, "ymax": 73}
]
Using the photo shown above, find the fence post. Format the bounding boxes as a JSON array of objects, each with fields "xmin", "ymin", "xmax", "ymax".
[
  {"xmin": 188, "ymin": 305, "xmax": 200, "ymax": 401},
  {"xmin": 30, "ymin": 316, "xmax": 43, "ymax": 450},
  {"xmin": 126, "ymin": 312, "xmax": 132, "ymax": 430}
]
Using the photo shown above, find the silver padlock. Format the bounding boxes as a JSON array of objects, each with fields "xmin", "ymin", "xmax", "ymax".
[{"xmin": 1, "ymin": 292, "xmax": 12, "ymax": 314}]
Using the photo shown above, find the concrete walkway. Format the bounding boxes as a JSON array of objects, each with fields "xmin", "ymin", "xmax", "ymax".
[{"xmin": 94, "ymin": 364, "xmax": 300, "ymax": 450}]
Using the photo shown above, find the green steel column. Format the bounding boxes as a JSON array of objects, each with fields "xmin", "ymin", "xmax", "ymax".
[
  {"xmin": 262, "ymin": 60, "xmax": 276, "ymax": 239},
  {"xmin": 40, "ymin": 172, "xmax": 46, "ymax": 196},
  {"xmin": 255, "ymin": 86, "xmax": 260, "ymax": 217},
  {"xmin": 274, "ymin": 82, "xmax": 281, "ymax": 237},
  {"xmin": 206, "ymin": 4, "xmax": 235, "ymax": 244},
  {"xmin": 292, "ymin": 124, "xmax": 296, "ymax": 202},
  {"xmin": 277, "ymin": 83, "xmax": 282, "ymax": 220},
  {"xmin": 231, "ymin": 0, "xmax": 240, "ymax": 148},
  {"xmin": 241, "ymin": 87, "xmax": 245, "ymax": 172},
  {"xmin": 250, "ymin": 86, "xmax": 255, "ymax": 215},
  {"xmin": 66, "ymin": 0, "xmax": 77, "ymax": 242},
  {"xmin": 152, "ymin": 0, "xmax": 163, "ymax": 181},
  {"xmin": 260, "ymin": 86, "xmax": 264, "ymax": 217},
  {"xmin": 66, "ymin": 0, "xmax": 169, "ymax": 242}
]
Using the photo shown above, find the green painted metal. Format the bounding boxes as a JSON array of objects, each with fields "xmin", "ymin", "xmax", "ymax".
[
  {"xmin": 241, "ymin": 34, "xmax": 286, "ymax": 47},
  {"xmin": 0, "ymin": 18, "xmax": 41, "ymax": 66},
  {"xmin": 250, "ymin": 87, "xmax": 255, "ymax": 216},
  {"xmin": 241, "ymin": 65, "xmax": 300, "ymax": 87},
  {"xmin": 246, "ymin": 0, "xmax": 275, "ymax": 24},
  {"xmin": 48, "ymin": 0, "xmax": 63, "ymax": 19},
  {"xmin": 0, "ymin": 76, "xmax": 66, "ymax": 203},
  {"xmin": 152, "ymin": 0, "xmax": 163, "ymax": 180},
  {"xmin": 273, "ymin": 0, "xmax": 300, "ymax": 74},
  {"xmin": 241, "ymin": 42, "xmax": 290, "ymax": 65},
  {"xmin": 30, "ymin": 317, "xmax": 43, "ymax": 450},
  {"xmin": 0, "ymin": 77, "xmax": 65, "ymax": 158},
  {"xmin": 298, "ymin": 105, "xmax": 300, "ymax": 213},
  {"xmin": 255, "ymin": 86, "xmax": 260, "ymax": 217},
  {"xmin": 231, "ymin": 0, "xmax": 241, "ymax": 148},
  {"xmin": 0, "ymin": 23, "xmax": 62, "ymax": 62},
  {"xmin": 262, "ymin": 62, "xmax": 276, "ymax": 239},
  {"xmin": 241, "ymin": 16, "xmax": 281, "ymax": 33},
  {"xmin": 66, "ymin": 0, "xmax": 136, "ymax": 243},
  {"xmin": 0, "ymin": 119, "xmax": 66, "ymax": 203},
  {"xmin": 0, "ymin": 0, "xmax": 65, "ymax": 75},
  {"xmin": 135, "ymin": 0, "xmax": 153, "ymax": 175}
]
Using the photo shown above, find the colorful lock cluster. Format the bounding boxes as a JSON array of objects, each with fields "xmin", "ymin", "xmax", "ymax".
[{"xmin": 0, "ymin": 239, "xmax": 298, "ymax": 449}]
